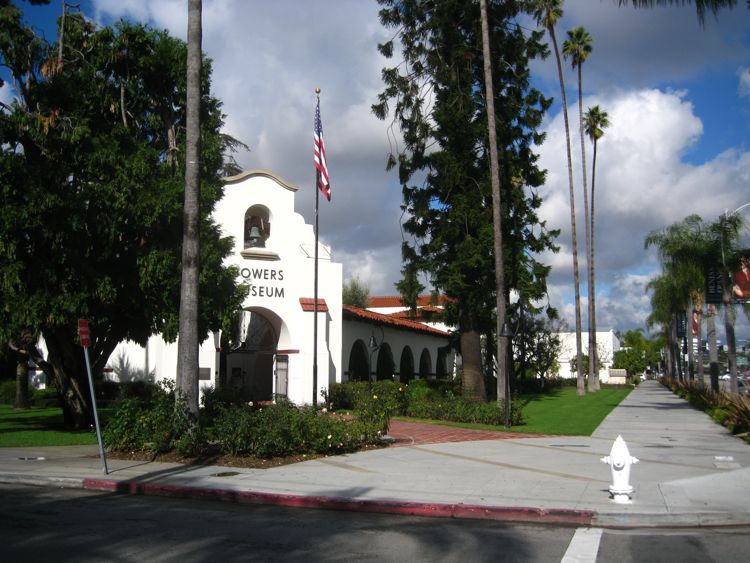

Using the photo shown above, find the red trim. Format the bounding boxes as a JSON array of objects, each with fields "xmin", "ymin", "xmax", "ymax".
[
  {"xmin": 299, "ymin": 297, "xmax": 329, "ymax": 312},
  {"xmin": 275, "ymin": 349, "xmax": 300, "ymax": 355}
]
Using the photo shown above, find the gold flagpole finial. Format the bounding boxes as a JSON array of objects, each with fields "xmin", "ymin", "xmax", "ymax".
[{"xmin": 315, "ymin": 87, "xmax": 321, "ymax": 94}]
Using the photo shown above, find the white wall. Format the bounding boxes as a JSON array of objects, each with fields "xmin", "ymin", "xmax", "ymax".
[{"xmin": 555, "ymin": 331, "xmax": 621, "ymax": 382}]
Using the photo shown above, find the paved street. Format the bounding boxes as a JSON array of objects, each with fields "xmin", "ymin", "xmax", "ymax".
[{"xmin": 1, "ymin": 380, "xmax": 749, "ymax": 535}]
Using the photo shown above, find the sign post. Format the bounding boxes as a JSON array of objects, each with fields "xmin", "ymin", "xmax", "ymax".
[{"xmin": 78, "ymin": 319, "xmax": 108, "ymax": 475}]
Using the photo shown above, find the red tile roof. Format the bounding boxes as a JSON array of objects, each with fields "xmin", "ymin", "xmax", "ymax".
[
  {"xmin": 342, "ymin": 305, "xmax": 449, "ymax": 337},
  {"xmin": 299, "ymin": 298, "xmax": 329, "ymax": 312},
  {"xmin": 368, "ymin": 294, "xmax": 451, "ymax": 308}
]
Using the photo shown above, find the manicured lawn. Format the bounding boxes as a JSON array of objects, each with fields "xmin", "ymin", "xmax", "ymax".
[
  {"xmin": 0, "ymin": 405, "xmax": 103, "ymax": 447},
  {"xmin": 394, "ymin": 385, "xmax": 632, "ymax": 436},
  {"xmin": 513, "ymin": 385, "xmax": 632, "ymax": 435}
]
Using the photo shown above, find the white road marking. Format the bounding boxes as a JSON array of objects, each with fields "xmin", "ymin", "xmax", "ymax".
[{"xmin": 561, "ymin": 527, "xmax": 603, "ymax": 563}]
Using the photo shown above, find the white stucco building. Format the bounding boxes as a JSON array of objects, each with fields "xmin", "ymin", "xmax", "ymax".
[
  {"xmin": 105, "ymin": 169, "xmax": 453, "ymax": 404},
  {"xmin": 555, "ymin": 330, "xmax": 621, "ymax": 383}
]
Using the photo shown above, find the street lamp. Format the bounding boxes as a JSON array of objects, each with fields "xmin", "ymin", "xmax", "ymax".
[{"xmin": 499, "ymin": 321, "xmax": 514, "ymax": 429}]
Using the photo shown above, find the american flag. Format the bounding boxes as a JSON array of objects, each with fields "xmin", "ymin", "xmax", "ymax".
[{"xmin": 314, "ymin": 99, "xmax": 331, "ymax": 201}]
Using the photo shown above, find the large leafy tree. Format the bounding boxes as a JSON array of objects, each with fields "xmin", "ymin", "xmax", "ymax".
[
  {"xmin": 373, "ymin": 0, "xmax": 557, "ymax": 402},
  {"xmin": 528, "ymin": 0, "xmax": 585, "ymax": 396},
  {"xmin": 0, "ymin": 6, "xmax": 246, "ymax": 428}
]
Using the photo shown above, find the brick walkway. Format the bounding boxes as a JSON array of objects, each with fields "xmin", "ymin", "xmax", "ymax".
[{"xmin": 387, "ymin": 420, "xmax": 536, "ymax": 447}]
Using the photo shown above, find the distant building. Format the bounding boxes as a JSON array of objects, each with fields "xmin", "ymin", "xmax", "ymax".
[{"xmin": 555, "ymin": 331, "xmax": 621, "ymax": 382}]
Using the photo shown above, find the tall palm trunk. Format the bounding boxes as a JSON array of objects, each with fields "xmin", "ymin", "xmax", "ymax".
[
  {"xmin": 549, "ymin": 24, "xmax": 585, "ymax": 395},
  {"xmin": 576, "ymin": 63, "xmax": 597, "ymax": 392},
  {"xmin": 177, "ymin": 0, "xmax": 202, "ymax": 417},
  {"xmin": 590, "ymin": 133, "xmax": 600, "ymax": 389},
  {"xmin": 695, "ymin": 306, "xmax": 704, "ymax": 381},
  {"xmin": 479, "ymin": 0, "xmax": 508, "ymax": 405},
  {"xmin": 686, "ymin": 305, "xmax": 695, "ymax": 381}
]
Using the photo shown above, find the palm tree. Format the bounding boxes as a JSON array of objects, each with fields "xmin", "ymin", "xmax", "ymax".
[
  {"xmin": 177, "ymin": 0, "xmax": 202, "ymax": 417},
  {"xmin": 479, "ymin": 0, "xmax": 509, "ymax": 406},
  {"xmin": 529, "ymin": 0, "xmax": 586, "ymax": 395},
  {"xmin": 706, "ymin": 213, "xmax": 746, "ymax": 393},
  {"xmin": 563, "ymin": 26, "xmax": 595, "ymax": 390},
  {"xmin": 583, "ymin": 105, "xmax": 609, "ymax": 389},
  {"xmin": 645, "ymin": 215, "xmax": 708, "ymax": 380}
]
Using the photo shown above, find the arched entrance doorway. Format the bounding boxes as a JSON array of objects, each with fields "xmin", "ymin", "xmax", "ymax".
[
  {"xmin": 225, "ymin": 309, "xmax": 279, "ymax": 402},
  {"xmin": 348, "ymin": 339, "xmax": 370, "ymax": 381},
  {"xmin": 376, "ymin": 343, "xmax": 395, "ymax": 381},
  {"xmin": 399, "ymin": 346, "xmax": 415, "ymax": 382}
]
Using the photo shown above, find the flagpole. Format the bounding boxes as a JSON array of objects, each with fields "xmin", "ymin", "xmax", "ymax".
[{"xmin": 312, "ymin": 87, "xmax": 321, "ymax": 408}]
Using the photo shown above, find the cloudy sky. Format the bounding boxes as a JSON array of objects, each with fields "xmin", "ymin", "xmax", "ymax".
[{"xmin": 9, "ymin": 0, "xmax": 750, "ymax": 341}]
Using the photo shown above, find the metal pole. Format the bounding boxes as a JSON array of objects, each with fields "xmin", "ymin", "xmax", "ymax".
[
  {"xmin": 312, "ymin": 90, "xmax": 321, "ymax": 408},
  {"xmin": 83, "ymin": 347, "xmax": 108, "ymax": 474}
]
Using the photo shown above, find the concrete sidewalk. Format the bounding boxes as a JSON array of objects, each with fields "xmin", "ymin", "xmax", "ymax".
[{"xmin": 1, "ymin": 380, "xmax": 748, "ymax": 528}]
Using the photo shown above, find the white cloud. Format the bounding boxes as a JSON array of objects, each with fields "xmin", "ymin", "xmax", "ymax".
[
  {"xmin": 739, "ymin": 66, "xmax": 750, "ymax": 99},
  {"xmin": 538, "ymin": 88, "xmax": 750, "ymax": 331},
  {"xmin": 85, "ymin": 0, "xmax": 750, "ymax": 339}
]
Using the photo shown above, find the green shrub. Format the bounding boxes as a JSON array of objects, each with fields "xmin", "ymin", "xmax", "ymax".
[
  {"xmin": 209, "ymin": 401, "xmax": 383, "ymax": 458},
  {"xmin": 211, "ymin": 404, "xmax": 259, "ymax": 455},
  {"xmin": 0, "ymin": 380, "xmax": 15, "ymax": 404},
  {"xmin": 31, "ymin": 387, "xmax": 60, "ymax": 408},
  {"xmin": 200, "ymin": 385, "xmax": 243, "ymax": 424},
  {"xmin": 103, "ymin": 380, "xmax": 204, "ymax": 455},
  {"xmin": 662, "ymin": 377, "xmax": 750, "ymax": 437}
]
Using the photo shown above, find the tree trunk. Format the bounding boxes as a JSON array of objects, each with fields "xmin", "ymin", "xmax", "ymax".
[
  {"xmin": 722, "ymin": 272, "xmax": 739, "ymax": 393},
  {"xmin": 479, "ymin": 0, "xmax": 508, "ymax": 406},
  {"xmin": 686, "ymin": 305, "xmax": 694, "ymax": 381},
  {"xmin": 589, "ymin": 138, "xmax": 600, "ymax": 391},
  {"xmin": 460, "ymin": 315, "xmax": 486, "ymax": 402},
  {"xmin": 14, "ymin": 353, "xmax": 30, "ymax": 409},
  {"xmin": 576, "ymin": 64, "xmax": 597, "ymax": 393},
  {"xmin": 707, "ymin": 304, "xmax": 719, "ymax": 391},
  {"xmin": 548, "ymin": 24, "xmax": 585, "ymax": 395},
  {"xmin": 695, "ymin": 306, "xmax": 704, "ymax": 381},
  {"xmin": 177, "ymin": 0, "xmax": 203, "ymax": 417}
]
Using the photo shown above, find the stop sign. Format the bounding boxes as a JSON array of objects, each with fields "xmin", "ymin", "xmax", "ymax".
[{"xmin": 78, "ymin": 319, "xmax": 92, "ymax": 348}]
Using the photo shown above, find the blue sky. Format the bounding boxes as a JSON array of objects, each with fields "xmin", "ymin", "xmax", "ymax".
[{"xmin": 4, "ymin": 0, "xmax": 750, "ymax": 341}]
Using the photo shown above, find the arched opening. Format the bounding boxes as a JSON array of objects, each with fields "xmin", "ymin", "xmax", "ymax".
[
  {"xmin": 399, "ymin": 346, "xmax": 415, "ymax": 383},
  {"xmin": 244, "ymin": 205, "xmax": 271, "ymax": 249},
  {"xmin": 419, "ymin": 348, "xmax": 432, "ymax": 379},
  {"xmin": 436, "ymin": 346, "xmax": 449, "ymax": 378},
  {"xmin": 348, "ymin": 339, "xmax": 370, "ymax": 381},
  {"xmin": 376, "ymin": 343, "xmax": 395, "ymax": 381},
  {"xmin": 225, "ymin": 309, "xmax": 278, "ymax": 402}
]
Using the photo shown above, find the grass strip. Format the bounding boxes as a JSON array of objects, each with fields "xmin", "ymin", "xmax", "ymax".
[
  {"xmin": 394, "ymin": 385, "xmax": 632, "ymax": 436},
  {"xmin": 0, "ymin": 405, "xmax": 100, "ymax": 447}
]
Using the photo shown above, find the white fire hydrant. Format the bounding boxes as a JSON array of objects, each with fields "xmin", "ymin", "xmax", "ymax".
[{"xmin": 600, "ymin": 435, "xmax": 639, "ymax": 504}]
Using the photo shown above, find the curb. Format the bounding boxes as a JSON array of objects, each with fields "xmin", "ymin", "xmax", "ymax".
[
  {"xmin": 82, "ymin": 477, "xmax": 595, "ymax": 526},
  {"xmin": 4, "ymin": 473, "xmax": 750, "ymax": 529}
]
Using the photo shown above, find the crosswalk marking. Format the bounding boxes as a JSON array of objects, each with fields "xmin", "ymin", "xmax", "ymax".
[{"xmin": 561, "ymin": 527, "xmax": 603, "ymax": 563}]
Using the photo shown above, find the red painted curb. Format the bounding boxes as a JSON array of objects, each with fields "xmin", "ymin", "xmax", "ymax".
[{"xmin": 82, "ymin": 478, "xmax": 594, "ymax": 525}]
